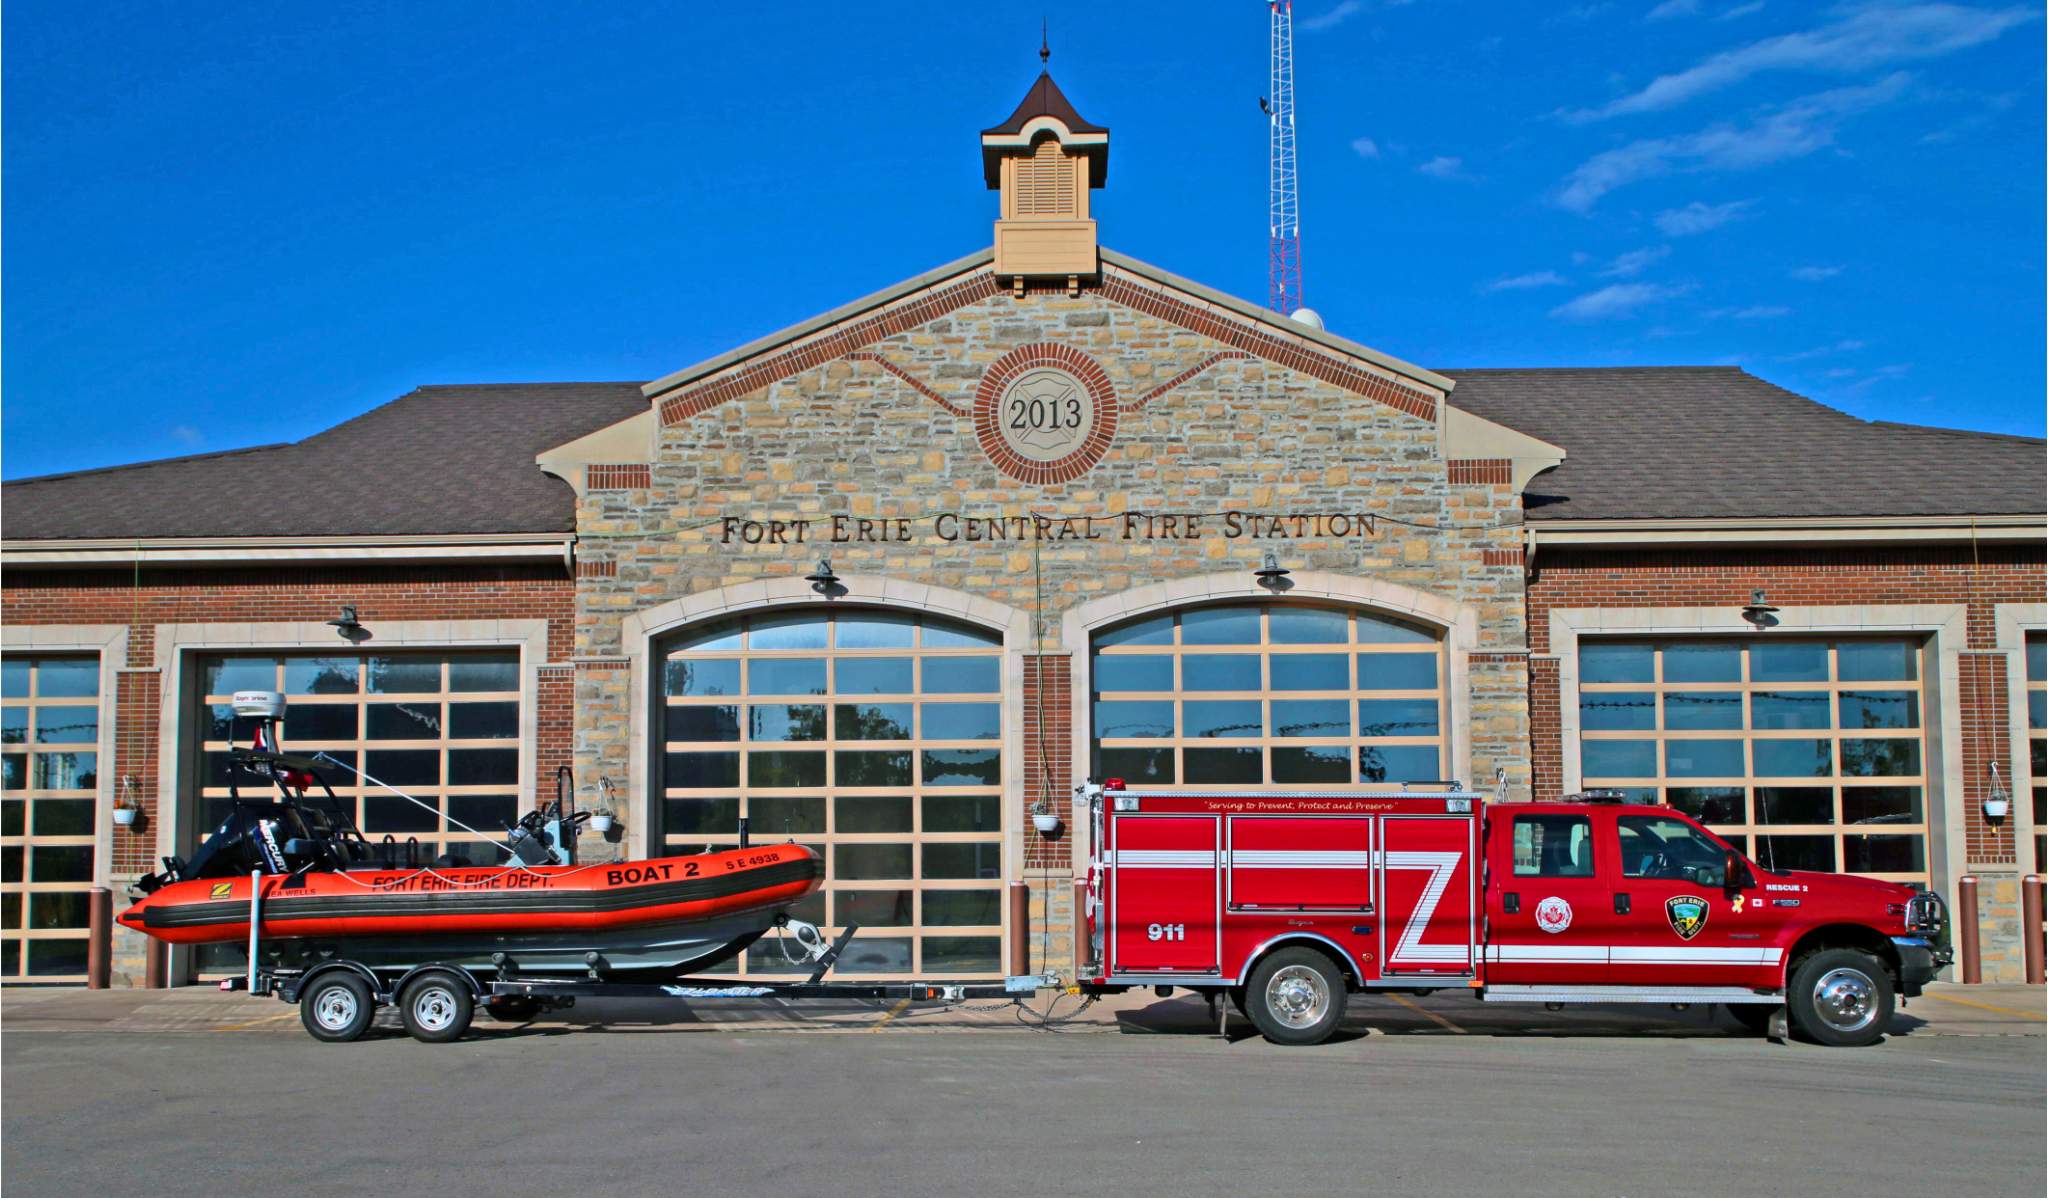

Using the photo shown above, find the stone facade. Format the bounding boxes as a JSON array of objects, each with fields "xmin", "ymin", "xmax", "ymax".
[{"xmin": 566, "ymin": 265, "xmax": 1532, "ymax": 975}]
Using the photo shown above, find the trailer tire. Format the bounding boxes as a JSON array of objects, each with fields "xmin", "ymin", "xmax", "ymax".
[
  {"xmin": 399, "ymin": 970, "xmax": 475, "ymax": 1043},
  {"xmin": 1244, "ymin": 948, "xmax": 1346, "ymax": 1046},
  {"xmin": 299, "ymin": 972, "xmax": 376, "ymax": 1043},
  {"xmin": 1787, "ymin": 948, "xmax": 1893, "ymax": 1048}
]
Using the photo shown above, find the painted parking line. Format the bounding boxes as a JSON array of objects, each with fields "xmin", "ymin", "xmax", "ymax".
[
  {"xmin": 1385, "ymin": 993, "xmax": 1467, "ymax": 1034},
  {"xmin": 210, "ymin": 1012, "xmax": 300, "ymax": 1033},
  {"xmin": 868, "ymin": 997, "xmax": 915, "ymax": 1032},
  {"xmin": 1921, "ymin": 992, "xmax": 2047, "ymax": 1021}
]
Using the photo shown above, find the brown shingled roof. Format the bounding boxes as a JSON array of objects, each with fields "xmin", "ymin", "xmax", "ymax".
[
  {"xmin": 1441, "ymin": 366, "xmax": 2045, "ymax": 521},
  {"xmin": 981, "ymin": 72, "xmax": 1108, "ymax": 187},
  {"xmin": 2, "ymin": 382, "xmax": 646, "ymax": 540}
]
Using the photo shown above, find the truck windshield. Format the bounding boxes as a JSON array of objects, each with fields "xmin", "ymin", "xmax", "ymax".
[{"xmin": 1617, "ymin": 815, "xmax": 1727, "ymax": 888}]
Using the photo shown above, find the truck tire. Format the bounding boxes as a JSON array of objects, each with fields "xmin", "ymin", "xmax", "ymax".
[
  {"xmin": 1786, "ymin": 948, "xmax": 1893, "ymax": 1047},
  {"xmin": 1244, "ymin": 947, "xmax": 1346, "ymax": 1046},
  {"xmin": 299, "ymin": 971, "xmax": 376, "ymax": 1043},
  {"xmin": 1723, "ymin": 1003, "xmax": 1776, "ymax": 1034},
  {"xmin": 399, "ymin": 970, "xmax": 475, "ymax": 1043}
]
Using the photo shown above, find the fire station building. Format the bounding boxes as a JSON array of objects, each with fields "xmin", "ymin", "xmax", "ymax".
[{"xmin": 4, "ymin": 73, "xmax": 2043, "ymax": 987}]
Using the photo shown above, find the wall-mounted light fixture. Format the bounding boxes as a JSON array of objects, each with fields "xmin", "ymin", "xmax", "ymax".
[
  {"xmin": 1254, "ymin": 550, "xmax": 1292, "ymax": 591},
  {"xmin": 806, "ymin": 559, "xmax": 842, "ymax": 597},
  {"xmin": 1740, "ymin": 589, "xmax": 1780, "ymax": 631},
  {"xmin": 327, "ymin": 605, "xmax": 370, "ymax": 644}
]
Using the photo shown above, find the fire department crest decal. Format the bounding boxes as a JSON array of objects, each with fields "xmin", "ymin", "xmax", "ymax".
[
  {"xmin": 1534, "ymin": 896, "xmax": 1573, "ymax": 934},
  {"xmin": 1665, "ymin": 894, "xmax": 1710, "ymax": 941}
]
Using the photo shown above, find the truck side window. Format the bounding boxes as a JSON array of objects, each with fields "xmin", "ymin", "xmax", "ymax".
[
  {"xmin": 1617, "ymin": 815, "xmax": 1727, "ymax": 886},
  {"xmin": 1512, "ymin": 814, "xmax": 1594, "ymax": 877}
]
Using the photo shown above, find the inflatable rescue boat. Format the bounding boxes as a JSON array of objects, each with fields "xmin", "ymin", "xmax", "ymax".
[{"xmin": 118, "ymin": 691, "xmax": 822, "ymax": 978}]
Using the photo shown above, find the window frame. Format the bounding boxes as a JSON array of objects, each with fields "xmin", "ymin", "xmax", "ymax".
[{"xmin": 2, "ymin": 651, "xmax": 111, "ymax": 981}]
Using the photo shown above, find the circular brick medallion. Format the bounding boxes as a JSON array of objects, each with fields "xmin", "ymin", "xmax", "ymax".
[{"xmin": 973, "ymin": 343, "xmax": 1119, "ymax": 484}]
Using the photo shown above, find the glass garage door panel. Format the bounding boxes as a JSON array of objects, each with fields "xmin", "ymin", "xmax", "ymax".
[
  {"xmin": 1091, "ymin": 603, "xmax": 1446, "ymax": 790},
  {"xmin": 1578, "ymin": 637, "xmax": 1931, "ymax": 887},
  {"xmin": 660, "ymin": 609, "xmax": 1003, "ymax": 979},
  {"xmin": 2, "ymin": 655, "xmax": 102, "ymax": 981}
]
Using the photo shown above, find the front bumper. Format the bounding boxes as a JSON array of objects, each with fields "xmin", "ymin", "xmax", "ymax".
[{"xmin": 1891, "ymin": 936, "xmax": 1951, "ymax": 997}]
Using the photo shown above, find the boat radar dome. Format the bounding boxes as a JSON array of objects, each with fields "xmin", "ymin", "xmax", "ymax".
[
  {"xmin": 1288, "ymin": 307, "xmax": 1325, "ymax": 331},
  {"xmin": 231, "ymin": 690, "xmax": 287, "ymax": 721}
]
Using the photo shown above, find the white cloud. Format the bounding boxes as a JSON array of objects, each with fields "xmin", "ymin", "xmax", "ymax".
[
  {"xmin": 1568, "ymin": 3, "xmax": 2033, "ymax": 121},
  {"xmin": 1790, "ymin": 264, "xmax": 1843, "ymax": 281},
  {"xmin": 1483, "ymin": 270, "xmax": 1571, "ymax": 292},
  {"xmin": 1726, "ymin": 304, "xmax": 1790, "ymax": 319},
  {"xmin": 1600, "ymin": 245, "xmax": 1672, "ymax": 277},
  {"xmin": 170, "ymin": 425, "xmax": 204, "ymax": 447},
  {"xmin": 1550, "ymin": 282, "xmax": 1691, "ymax": 321},
  {"xmin": 1654, "ymin": 198, "xmax": 1756, "ymax": 235},
  {"xmin": 1647, "ymin": 0, "xmax": 1700, "ymax": 18},
  {"xmin": 1779, "ymin": 338, "xmax": 1866, "ymax": 361},
  {"xmin": 1555, "ymin": 74, "xmax": 1909, "ymax": 212},
  {"xmin": 1417, "ymin": 155, "xmax": 1466, "ymax": 179},
  {"xmin": 1718, "ymin": 1, "xmax": 1765, "ymax": 19},
  {"xmin": 1301, "ymin": 1, "xmax": 1365, "ymax": 31},
  {"xmin": 1350, "ymin": 136, "xmax": 1381, "ymax": 159},
  {"xmin": 1844, "ymin": 363, "xmax": 1913, "ymax": 391}
]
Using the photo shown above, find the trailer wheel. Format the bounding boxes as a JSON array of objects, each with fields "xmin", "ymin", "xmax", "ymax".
[
  {"xmin": 1786, "ymin": 949, "xmax": 1893, "ymax": 1048},
  {"xmin": 1245, "ymin": 948, "xmax": 1346, "ymax": 1046},
  {"xmin": 399, "ymin": 970, "xmax": 475, "ymax": 1043},
  {"xmin": 299, "ymin": 972, "xmax": 376, "ymax": 1043}
]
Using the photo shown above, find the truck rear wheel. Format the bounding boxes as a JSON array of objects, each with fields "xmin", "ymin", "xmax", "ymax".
[
  {"xmin": 1787, "ymin": 949, "xmax": 1893, "ymax": 1047},
  {"xmin": 299, "ymin": 972, "xmax": 376, "ymax": 1043},
  {"xmin": 399, "ymin": 970, "xmax": 475, "ymax": 1043},
  {"xmin": 1244, "ymin": 948, "xmax": 1346, "ymax": 1046}
]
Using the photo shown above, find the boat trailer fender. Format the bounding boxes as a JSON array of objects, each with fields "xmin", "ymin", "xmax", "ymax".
[
  {"xmin": 279, "ymin": 959, "xmax": 382, "ymax": 1005},
  {"xmin": 391, "ymin": 962, "xmax": 484, "ymax": 1003}
]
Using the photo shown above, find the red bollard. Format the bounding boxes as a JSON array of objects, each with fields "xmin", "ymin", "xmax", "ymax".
[
  {"xmin": 86, "ymin": 887, "xmax": 112, "ymax": 989},
  {"xmin": 1957, "ymin": 875, "xmax": 1981, "ymax": 985},
  {"xmin": 1007, "ymin": 881, "xmax": 1030, "ymax": 977},
  {"xmin": 1073, "ymin": 876, "xmax": 1091, "ymax": 976},
  {"xmin": 2023, "ymin": 875, "xmax": 2044, "ymax": 987}
]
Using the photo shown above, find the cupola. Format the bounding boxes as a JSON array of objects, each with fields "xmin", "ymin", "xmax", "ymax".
[{"xmin": 981, "ymin": 70, "xmax": 1108, "ymax": 292}]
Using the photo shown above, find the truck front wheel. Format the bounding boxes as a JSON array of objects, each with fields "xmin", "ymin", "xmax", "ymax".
[
  {"xmin": 1787, "ymin": 949, "xmax": 1894, "ymax": 1047},
  {"xmin": 1245, "ymin": 948, "xmax": 1347, "ymax": 1046}
]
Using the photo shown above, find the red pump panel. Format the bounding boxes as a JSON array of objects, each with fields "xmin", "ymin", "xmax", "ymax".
[
  {"xmin": 1109, "ymin": 814, "xmax": 1220, "ymax": 974},
  {"xmin": 1379, "ymin": 815, "xmax": 1477, "ymax": 975},
  {"xmin": 1227, "ymin": 816, "xmax": 1373, "ymax": 911}
]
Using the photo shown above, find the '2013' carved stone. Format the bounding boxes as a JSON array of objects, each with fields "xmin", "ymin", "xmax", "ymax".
[{"xmin": 973, "ymin": 343, "xmax": 1119, "ymax": 485}]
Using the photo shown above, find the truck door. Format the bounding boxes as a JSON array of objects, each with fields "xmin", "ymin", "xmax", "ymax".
[
  {"xmin": 1484, "ymin": 810, "xmax": 1611, "ymax": 985},
  {"xmin": 1108, "ymin": 814, "xmax": 1220, "ymax": 975},
  {"xmin": 1608, "ymin": 813, "xmax": 1783, "ymax": 987},
  {"xmin": 1379, "ymin": 815, "xmax": 1476, "ymax": 975}
]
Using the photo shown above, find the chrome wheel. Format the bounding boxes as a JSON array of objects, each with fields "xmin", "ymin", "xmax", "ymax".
[
  {"xmin": 410, "ymin": 985, "xmax": 461, "ymax": 1033},
  {"xmin": 1264, "ymin": 964, "xmax": 1332, "ymax": 1031},
  {"xmin": 1811, "ymin": 967, "xmax": 1878, "ymax": 1033},
  {"xmin": 313, "ymin": 986, "xmax": 360, "ymax": 1032}
]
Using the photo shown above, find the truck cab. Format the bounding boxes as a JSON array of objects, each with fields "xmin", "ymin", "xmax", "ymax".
[{"xmin": 1483, "ymin": 797, "xmax": 1951, "ymax": 1045}]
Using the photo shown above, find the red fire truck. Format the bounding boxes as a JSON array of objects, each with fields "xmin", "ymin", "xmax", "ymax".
[{"xmin": 1075, "ymin": 781, "xmax": 1951, "ymax": 1047}]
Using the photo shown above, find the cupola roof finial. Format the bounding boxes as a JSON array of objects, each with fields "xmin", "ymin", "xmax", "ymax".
[{"xmin": 1040, "ymin": 17, "xmax": 1050, "ymax": 65}]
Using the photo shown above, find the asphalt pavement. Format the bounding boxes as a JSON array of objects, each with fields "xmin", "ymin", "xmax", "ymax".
[{"xmin": 4, "ymin": 985, "xmax": 2043, "ymax": 1197}]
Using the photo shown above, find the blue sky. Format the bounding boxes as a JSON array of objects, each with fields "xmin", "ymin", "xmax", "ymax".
[{"xmin": 4, "ymin": 1, "xmax": 2041, "ymax": 480}]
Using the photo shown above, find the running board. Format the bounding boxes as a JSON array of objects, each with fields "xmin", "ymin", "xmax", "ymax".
[{"xmin": 1481, "ymin": 985, "xmax": 1782, "ymax": 1005}]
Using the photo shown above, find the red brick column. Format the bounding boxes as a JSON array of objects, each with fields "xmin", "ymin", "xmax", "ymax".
[
  {"xmin": 1021, "ymin": 655, "xmax": 1072, "ymax": 872},
  {"xmin": 1528, "ymin": 656, "xmax": 1562, "ymax": 801},
  {"xmin": 1959, "ymin": 652, "xmax": 2016, "ymax": 864},
  {"xmin": 111, "ymin": 664, "xmax": 161, "ymax": 879}
]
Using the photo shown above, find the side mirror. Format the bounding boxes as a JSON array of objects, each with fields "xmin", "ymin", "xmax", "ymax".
[{"xmin": 1722, "ymin": 849, "xmax": 1745, "ymax": 896}]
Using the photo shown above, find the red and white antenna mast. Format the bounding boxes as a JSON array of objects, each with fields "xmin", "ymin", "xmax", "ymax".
[{"xmin": 1266, "ymin": 1, "xmax": 1303, "ymax": 316}]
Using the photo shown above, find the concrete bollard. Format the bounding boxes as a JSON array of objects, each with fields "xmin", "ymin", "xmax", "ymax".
[
  {"xmin": 145, "ymin": 937, "xmax": 168, "ymax": 989},
  {"xmin": 86, "ymin": 887, "xmax": 112, "ymax": 989},
  {"xmin": 2024, "ymin": 875, "xmax": 2044, "ymax": 987},
  {"xmin": 1957, "ymin": 875, "xmax": 1981, "ymax": 985},
  {"xmin": 1007, "ymin": 881, "xmax": 1030, "ymax": 977}
]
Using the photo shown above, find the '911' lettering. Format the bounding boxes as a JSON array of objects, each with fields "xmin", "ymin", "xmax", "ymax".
[{"xmin": 1146, "ymin": 923, "xmax": 1186, "ymax": 942}]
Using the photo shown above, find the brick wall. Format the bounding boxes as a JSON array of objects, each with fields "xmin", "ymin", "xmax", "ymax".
[{"xmin": 1021, "ymin": 654, "xmax": 1072, "ymax": 873}]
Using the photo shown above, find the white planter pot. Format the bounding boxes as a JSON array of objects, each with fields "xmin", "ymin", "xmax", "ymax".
[
  {"xmin": 1032, "ymin": 812, "xmax": 1061, "ymax": 836},
  {"xmin": 112, "ymin": 807, "xmax": 138, "ymax": 827},
  {"xmin": 588, "ymin": 813, "xmax": 615, "ymax": 834},
  {"xmin": 1983, "ymin": 798, "xmax": 2010, "ymax": 821}
]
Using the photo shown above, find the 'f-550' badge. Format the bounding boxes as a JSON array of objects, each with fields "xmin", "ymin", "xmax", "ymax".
[{"xmin": 1665, "ymin": 895, "xmax": 1710, "ymax": 941}]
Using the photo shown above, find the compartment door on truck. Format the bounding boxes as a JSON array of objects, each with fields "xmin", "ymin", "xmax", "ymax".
[
  {"xmin": 1226, "ymin": 816, "xmax": 1373, "ymax": 911},
  {"xmin": 1378, "ymin": 815, "xmax": 1476, "ymax": 975},
  {"xmin": 1109, "ymin": 814, "xmax": 1220, "ymax": 974},
  {"xmin": 1485, "ymin": 809, "xmax": 1613, "ymax": 984},
  {"xmin": 1609, "ymin": 813, "xmax": 1787, "ymax": 987}
]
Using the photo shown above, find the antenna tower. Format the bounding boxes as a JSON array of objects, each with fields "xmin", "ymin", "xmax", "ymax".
[{"xmin": 1267, "ymin": 1, "xmax": 1302, "ymax": 315}]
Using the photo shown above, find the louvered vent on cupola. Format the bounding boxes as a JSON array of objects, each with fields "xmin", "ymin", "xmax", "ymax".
[
  {"xmin": 1010, "ymin": 137, "xmax": 1080, "ymax": 218},
  {"xmin": 981, "ymin": 71, "xmax": 1108, "ymax": 289}
]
